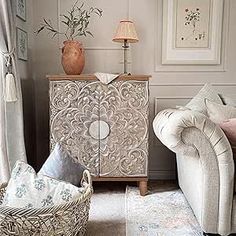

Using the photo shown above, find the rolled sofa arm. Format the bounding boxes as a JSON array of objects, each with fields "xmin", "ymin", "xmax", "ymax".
[
  {"xmin": 153, "ymin": 108, "xmax": 232, "ymax": 159},
  {"xmin": 153, "ymin": 108, "xmax": 234, "ymax": 235}
]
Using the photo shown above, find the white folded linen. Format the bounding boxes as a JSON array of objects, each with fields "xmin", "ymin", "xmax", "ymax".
[{"xmin": 94, "ymin": 72, "xmax": 120, "ymax": 84}]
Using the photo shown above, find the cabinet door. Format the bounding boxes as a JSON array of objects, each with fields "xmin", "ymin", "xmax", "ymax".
[
  {"xmin": 99, "ymin": 80, "xmax": 149, "ymax": 177},
  {"xmin": 49, "ymin": 80, "xmax": 100, "ymax": 176}
]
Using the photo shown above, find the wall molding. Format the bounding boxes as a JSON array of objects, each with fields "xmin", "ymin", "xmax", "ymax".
[
  {"xmin": 84, "ymin": 47, "xmax": 123, "ymax": 51},
  {"xmin": 56, "ymin": 0, "xmax": 60, "ymax": 48},
  {"xmin": 150, "ymin": 83, "xmax": 205, "ymax": 87},
  {"xmin": 154, "ymin": 0, "xmax": 230, "ymax": 72},
  {"xmin": 58, "ymin": 46, "xmax": 125, "ymax": 51},
  {"xmin": 154, "ymin": 96, "xmax": 193, "ymax": 114},
  {"xmin": 149, "ymin": 82, "xmax": 236, "ymax": 87},
  {"xmin": 127, "ymin": 0, "xmax": 130, "ymax": 19}
]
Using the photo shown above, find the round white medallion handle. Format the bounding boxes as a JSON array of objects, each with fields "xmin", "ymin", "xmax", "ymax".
[{"xmin": 89, "ymin": 120, "xmax": 110, "ymax": 140}]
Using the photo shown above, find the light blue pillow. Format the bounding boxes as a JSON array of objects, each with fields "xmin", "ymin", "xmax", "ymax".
[{"xmin": 38, "ymin": 143, "xmax": 86, "ymax": 187}]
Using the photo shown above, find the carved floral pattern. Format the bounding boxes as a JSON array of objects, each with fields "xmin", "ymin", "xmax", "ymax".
[{"xmin": 50, "ymin": 80, "xmax": 149, "ymax": 177}]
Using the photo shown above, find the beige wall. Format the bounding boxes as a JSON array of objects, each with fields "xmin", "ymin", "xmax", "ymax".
[{"xmin": 31, "ymin": 0, "xmax": 236, "ymax": 178}]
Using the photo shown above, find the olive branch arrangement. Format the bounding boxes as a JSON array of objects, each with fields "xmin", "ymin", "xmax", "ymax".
[{"xmin": 35, "ymin": 1, "xmax": 103, "ymax": 40}]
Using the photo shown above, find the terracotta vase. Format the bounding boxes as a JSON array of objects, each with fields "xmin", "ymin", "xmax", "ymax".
[{"xmin": 61, "ymin": 40, "xmax": 85, "ymax": 75}]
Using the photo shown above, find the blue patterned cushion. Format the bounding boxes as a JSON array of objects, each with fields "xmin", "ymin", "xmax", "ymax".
[
  {"xmin": 2, "ymin": 161, "xmax": 84, "ymax": 208},
  {"xmin": 38, "ymin": 143, "xmax": 85, "ymax": 187}
]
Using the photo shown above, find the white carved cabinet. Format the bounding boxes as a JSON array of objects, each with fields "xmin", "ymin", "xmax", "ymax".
[{"xmin": 48, "ymin": 75, "xmax": 150, "ymax": 195}]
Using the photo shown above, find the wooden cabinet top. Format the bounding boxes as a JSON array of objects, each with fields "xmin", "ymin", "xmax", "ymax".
[{"xmin": 47, "ymin": 74, "xmax": 150, "ymax": 81}]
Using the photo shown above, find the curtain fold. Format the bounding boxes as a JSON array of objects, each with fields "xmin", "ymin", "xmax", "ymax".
[{"xmin": 0, "ymin": 0, "xmax": 27, "ymax": 183}]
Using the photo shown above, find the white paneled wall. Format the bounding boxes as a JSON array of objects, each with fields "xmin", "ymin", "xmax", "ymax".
[{"xmin": 32, "ymin": 0, "xmax": 236, "ymax": 178}]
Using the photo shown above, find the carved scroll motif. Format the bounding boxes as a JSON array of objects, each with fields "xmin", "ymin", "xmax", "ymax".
[{"xmin": 50, "ymin": 80, "xmax": 149, "ymax": 177}]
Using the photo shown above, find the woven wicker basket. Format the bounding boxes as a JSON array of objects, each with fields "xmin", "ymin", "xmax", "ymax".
[{"xmin": 0, "ymin": 170, "xmax": 93, "ymax": 236}]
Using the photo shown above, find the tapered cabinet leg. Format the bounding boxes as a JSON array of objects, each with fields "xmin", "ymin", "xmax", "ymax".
[{"xmin": 139, "ymin": 180, "xmax": 148, "ymax": 196}]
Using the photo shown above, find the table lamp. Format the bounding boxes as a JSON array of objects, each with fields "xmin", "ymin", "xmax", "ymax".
[{"xmin": 112, "ymin": 20, "xmax": 139, "ymax": 74}]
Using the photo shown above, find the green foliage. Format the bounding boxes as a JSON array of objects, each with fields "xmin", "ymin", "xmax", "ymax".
[{"xmin": 35, "ymin": 0, "xmax": 103, "ymax": 40}]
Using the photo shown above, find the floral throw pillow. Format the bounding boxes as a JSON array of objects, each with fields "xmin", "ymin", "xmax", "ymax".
[{"xmin": 1, "ymin": 161, "xmax": 85, "ymax": 208}]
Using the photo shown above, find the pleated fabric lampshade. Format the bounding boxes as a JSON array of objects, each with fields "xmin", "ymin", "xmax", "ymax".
[
  {"xmin": 112, "ymin": 20, "xmax": 139, "ymax": 74},
  {"xmin": 112, "ymin": 20, "xmax": 139, "ymax": 43}
]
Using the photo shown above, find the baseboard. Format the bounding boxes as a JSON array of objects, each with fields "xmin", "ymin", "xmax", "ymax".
[{"xmin": 148, "ymin": 170, "xmax": 176, "ymax": 180}]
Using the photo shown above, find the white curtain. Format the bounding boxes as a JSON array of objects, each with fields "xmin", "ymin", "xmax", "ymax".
[{"xmin": 0, "ymin": 0, "xmax": 27, "ymax": 183}]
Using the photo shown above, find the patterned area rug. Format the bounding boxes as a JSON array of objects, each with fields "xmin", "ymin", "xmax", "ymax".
[{"xmin": 126, "ymin": 184, "xmax": 202, "ymax": 236}]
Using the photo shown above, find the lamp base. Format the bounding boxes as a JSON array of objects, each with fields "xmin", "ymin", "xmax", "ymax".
[{"xmin": 122, "ymin": 39, "xmax": 129, "ymax": 74}]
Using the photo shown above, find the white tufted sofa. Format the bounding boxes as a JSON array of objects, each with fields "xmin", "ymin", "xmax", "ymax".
[{"xmin": 153, "ymin": 84, "xmax": 236, "ymax": 236}]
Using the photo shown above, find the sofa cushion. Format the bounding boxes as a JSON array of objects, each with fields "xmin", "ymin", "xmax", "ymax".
[
  {"xmin": 186, "ymin": 84, "xmax": 223, "ymax": 115},
  {"xmin": 219, "ymin": 94, "xmax": 236, "ymax": 107},
  {"xmin": 38, "ymin": 143, "xmax": 85, "ymax": 187},
  {"xmin": 2, "ymin": 161, "xmax": 85, "ymax": 208},
  {"xmin": 205, "ymin": 99, "xmax": 236, "ymax": 124}
]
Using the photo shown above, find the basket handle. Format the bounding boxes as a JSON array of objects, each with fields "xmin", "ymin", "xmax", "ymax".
[
  {"xmin": 0, "ymin": 182, "xmax": 7, "ymax": 189},
  {"xmin": 81, "ymin": 170, "xmax": 92, "ymax": 187}
]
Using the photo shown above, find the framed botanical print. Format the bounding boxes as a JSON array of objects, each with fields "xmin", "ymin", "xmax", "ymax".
[
  {"xmin": 162, "ymin": 0, "xmax": 224, "ymax": 64},
  {"xmin": 16, "ymin": 0, "xmax": 26, "ymax": 21},
  {"xmin": 16, "ymin": 28, "xmax": 28, "ymax": 61}
]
